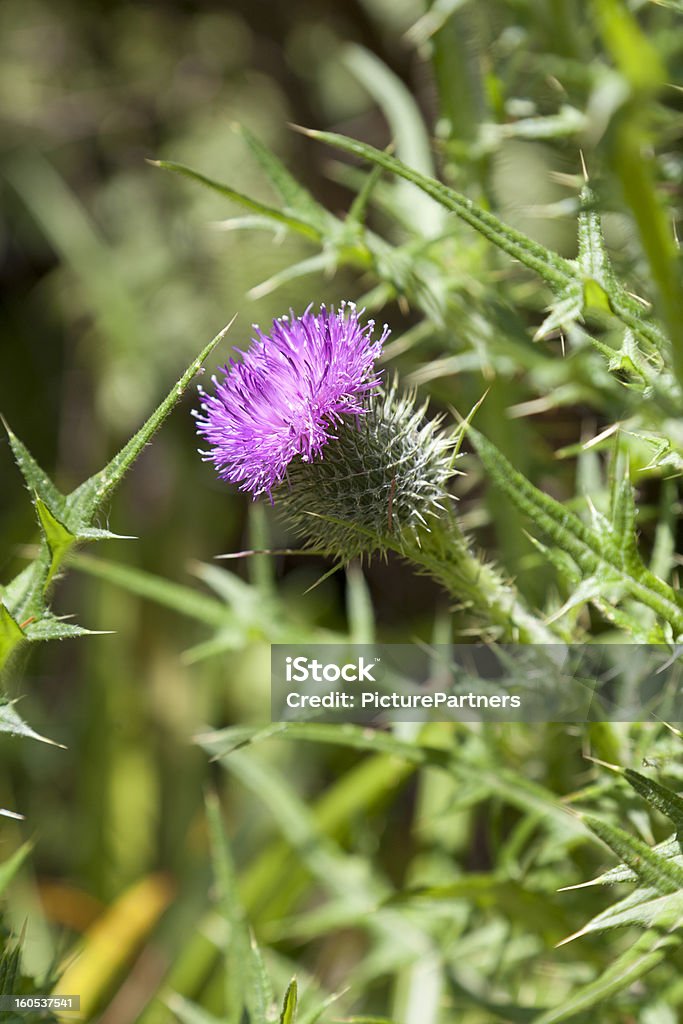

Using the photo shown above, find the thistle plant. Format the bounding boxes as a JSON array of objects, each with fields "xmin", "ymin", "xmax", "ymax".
[
  {"xmin": 0, "ymin": 329, "xmax": 227, "ymax": 744},
  {"xmin": 195, "ymin": 304, "xmax": 555, "ymax": 642},
  {"xmin": 6, "ymin": 3, "xmax": 683, "ymax": 1021},
  {"xmin": 165, "ymin": 95, "xmax": 683, "ymax": 644}
]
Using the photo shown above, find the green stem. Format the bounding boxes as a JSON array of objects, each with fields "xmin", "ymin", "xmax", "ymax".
[{"xmin": 609, "ymin": 115, "xmax": 683, "ymax": 394}]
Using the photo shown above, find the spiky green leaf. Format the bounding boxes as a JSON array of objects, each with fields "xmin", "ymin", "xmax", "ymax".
[
  {"xmin": 469, "ymin": 427, "xmax": 683, "ymax": 636},
  {"xmin": 0, "ymin": 699, "xmax": 63, "ymax": 746},
  {"xmin": 302, "ymin": 127, "xmax": 575, "ymax": 288},
  {"xmin": 624, "ymin": 770, "xmax": 683, "ymax": 831},
  {"xmin": 2, "ymin": 419, "xmax": 66, "ymax": 518},
  {"xmin": 582, "ymin": 814, "xmax": 683, "ymax": 893},
  {"xmin": 0, "ymin": 605, "xmax": 24, "ymax": 670},
  {"xmin": 66, "ymin": 323, "xmax": 232, "ymax": 526},
  {"xmin": 35, "ymin": 499, "xmax": 76, "ymax": 587},
  {"xmin": 23, "ymin": 615, "xmax": 107, "ymax": 643},
  {"xmin": 238, "ymin": 125, "xmax": 333, "ymax": 233},
  {"xmin": 154, "ymin": 160, "xmax": 323, "ymax": 241}
]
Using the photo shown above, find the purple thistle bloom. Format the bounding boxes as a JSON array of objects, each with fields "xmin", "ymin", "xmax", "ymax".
[{"xmin": 193, "ymin": 303, "xmax": 388, "ymax": 498}]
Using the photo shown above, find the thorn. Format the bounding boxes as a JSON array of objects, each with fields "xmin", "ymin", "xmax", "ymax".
[
  {"xmin": 303, "ymin": 562, "xmax": 345, "ymax": 594},
  {"xmin": 560, "ymin": 331, "xmax": 566, "ymax": 357},
  {"xmin": 387, "ymin": 476, "xmax": 396, "ymax": 534},
  {"xmin": 625, "ymin": 291, "xmax": 651, "ymax": 309},
  {"xmin": 288, "ymin": 122, "xmax": 316, "ymax": 137},
  {"xmin": 579, "ymin": 149, "xmax": 588, "ymax": 182},
  {"xmin": 215, "ymin": 313, "xmax": 239, "ymax": 342},
  {"xmin": 582, "ymin": 754, "xmax": 623, "ymax": 772},
  {"xmin": 555, "ymin": 927, "xmax": 587, "ymax": 948},
  {"xmin": 582, "ymin": 422, "xmax": 621, "ymax": 450},
  {"xmin": 450, "ymin": 388, "xmax": 490, "ymax": 426},
  {"xmin": 214, "ymin": 548, "xmax": 323, "ymax": 560}
]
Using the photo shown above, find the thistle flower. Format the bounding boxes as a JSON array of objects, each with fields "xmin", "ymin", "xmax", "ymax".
[
  {"xmin": 195, "ymin": 308, "xmax": 554, "ymax": 641},
  {"xmin": 194, "ymin": 304, "xmax": 387, "ymax": 498}
]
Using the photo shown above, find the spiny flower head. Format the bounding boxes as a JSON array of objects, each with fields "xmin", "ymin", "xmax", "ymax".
[
  {"xmin": 277, "ymin": 382, "xmax": 455, "ymax": 560},
  {"xmin": 194, "ymin": 303, "xmax": 387, "ymax": 498}
]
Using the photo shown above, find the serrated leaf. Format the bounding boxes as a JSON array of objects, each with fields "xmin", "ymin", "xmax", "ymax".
[
  {"xmin": 561, "ymin": 833, "xmax": 683, "ymax": 889},
  {"xmin": 561, "ymin": 886, "xmax": 681, "ymax": 944},
  {"xmin": 76, "ymin": 527, "xmax": 137, "ymax": 542},
  {"xmin": 468, "ymin": 427, "xmax": 683, "ymax": 637},
  {"xmin": 1, "ymin": 562, "xmax": 47, "ymax": 626},
  {"xmin": 23, "ymin": 615, "xmax": 108, "ymax": 642},
  {"xmin": 35, "ymin": 498, "xmax": 76, "ymax": 587},
  {"xmin": 577, "ymin": 185, "xmax": 617, "ymax": 293},
  {"xmin": 535, "ymin": 909, "xmax": 683, "ymax": 1023},
  {"xmin": 2, "ymin": 418, "xmax": 67, "ymax": 518},
  {"xmin": 534, "ymin": 283, "xmax": 584, "ymax": 340},
  {"xmin": 0, "ymin": 699, "xmax": 63, "ymax": 746},
  {"xmin": 0, "ymin": 604, "xmax": 24, "ymax": 670},
  {"xmin": 302, "ymin": 128, "xmax": 576, "ymax": 287},
  {"xmin": 609, "ymin": 464, "xmax": 639, "ymax": 567},
  {"xmin": 544, "ymin": 573, "xmax": 622, "ymax": 626},
  {"xmin": 154, "ymin": 160, "xmax": 323, "ymax": 241},
  {"xmin": 624, "ymin": 770, "xmax": 683, "ymax": 831},
  {"xmin": 279, "ymin": 980, "xmax": 298, "ymax": 1024},
  {"xmin": 582, "ymin": 813, "xmax": 683, "ymax": 893},
  {"xmin": 303, "ymin": 127, "xmax": 669, "ymax": 354},
  {"xmin": 66, "ymin": 322, "xmax": 233, "ymax": 527},
  {"xmin": 0, "ymin": 842, "xmax": 33, "ymax": 897}
]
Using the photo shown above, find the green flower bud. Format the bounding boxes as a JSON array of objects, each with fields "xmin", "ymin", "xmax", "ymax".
[{"xmin": 275, "ymin": 382, "xmax": 454, "ymax": 561}]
